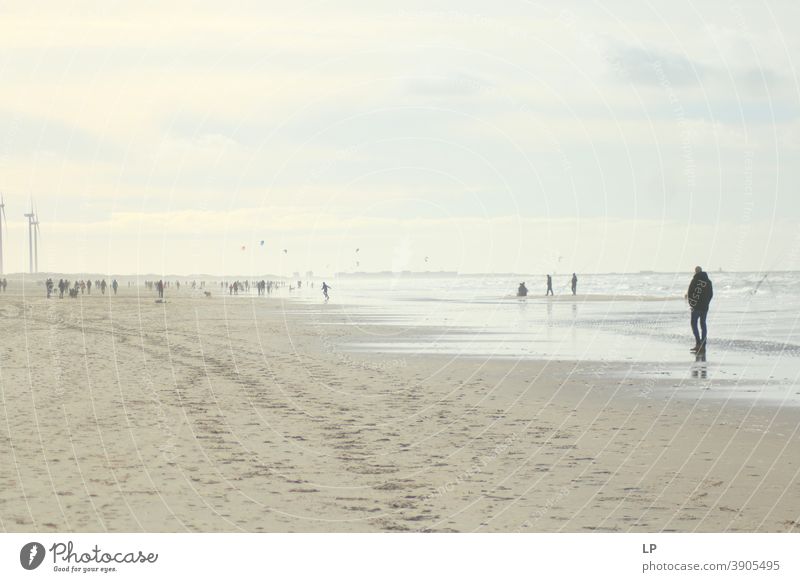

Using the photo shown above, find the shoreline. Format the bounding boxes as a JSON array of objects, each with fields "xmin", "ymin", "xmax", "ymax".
[{"xmin": 0, "ymin": 290, "xmax": 798, "ymax": 532}]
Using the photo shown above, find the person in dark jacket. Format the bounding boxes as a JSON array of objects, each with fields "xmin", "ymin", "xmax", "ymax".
[{"xmin": 686, "ymin": 266, "xmax": 713, "ymax": 353}]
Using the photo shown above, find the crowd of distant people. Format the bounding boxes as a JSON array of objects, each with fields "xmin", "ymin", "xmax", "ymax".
[
  {"xmin": 45, "ymin": 278, "xmax": 120, "ymax": 299},
  {"xmin": 10, "ymin": 267, "xmax": 718, "ymax": 356},
  {"xmin": 517, "ymin": 273, "xmax": 579, "ymax": 298},
  {"xmin": 35, "ymin": 278, "xmax": 320, "ymax": 300}
]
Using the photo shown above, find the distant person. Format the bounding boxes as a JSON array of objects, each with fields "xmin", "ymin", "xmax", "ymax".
[
  {"xmin": 686, "ymin": 266, "xmax": 713, "ymax": 353},
  {"xmin": 86, "ymin": 280, "xmax": 92, "ymax": 294},
  {"xmin": 571, "ymin": 273, "xmax": 577, "ymax": 295},
  {"xmin": 46, "ymin": 278, "xmax": 54, "ymax": 298},
  {"xmin": 546, "ymin": 274, "xmax": 553, "ymax": 296},
  {"xmin": 517, "ymin": 282, "xmax": 528, "ymax": 297},
  {"xmin": 321, "ymin": 282, "xmax": 331, "ymax": 300},
  {"xmin": 157, "ymin": 280, "xmax": 164, "ymax": 299},
  {"xmin": 101, "ymin": 279, "xmax": 107, "ymax": 295},
  {"xmin": 112, "ymin": 280, "xmax": 118, "ymax": 295}
]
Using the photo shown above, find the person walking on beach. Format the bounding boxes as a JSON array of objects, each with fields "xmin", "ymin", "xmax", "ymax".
[
  {"xmin": 156, "ymin": 279, "xmax": 164, "ymax": 299},
  {"xmin": 321, "ymin": 281, "xmax": 331, "ymax": 301},
  {"xmin": 686, "ymin": 266, "xmax": 713, "ymax": 353},
  {"xmin": 571, "ymin": 273, "xmax": 577, "ymax": 295},
  {"xmin": 112, "ymin": 280, "xmax": 118, "ymax": 295},
  {"xmin": 546, "ymin": 274, "xmax": 553, "ymax": 296}
]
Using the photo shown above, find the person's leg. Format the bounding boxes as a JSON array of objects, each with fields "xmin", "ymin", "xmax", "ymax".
[
  {"xmin": 699, "ymin": 310, "xmax": 708, "ymax": 346},
  {"xmin": 691, "ymin": 310, "xmax": 701, "ymax": 344}
]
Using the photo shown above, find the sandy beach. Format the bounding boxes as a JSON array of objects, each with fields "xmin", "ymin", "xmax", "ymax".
[{"xmin": 1, "ymin": 285, "xmax": 798, "ymax": 533}]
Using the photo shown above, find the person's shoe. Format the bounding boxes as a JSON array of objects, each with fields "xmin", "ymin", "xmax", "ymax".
[
  {"xmin": 696, "ymin": 342, "xmax": 706, "ymax": 354},
  {"xmin": 690, "ymin": 343, "xmax": 701, "ymax": 353}
]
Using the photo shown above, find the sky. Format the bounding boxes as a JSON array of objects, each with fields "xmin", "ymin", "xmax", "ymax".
[{"xmin": 1, "ymin": 0, "xmax": 799, "ymax": 276}]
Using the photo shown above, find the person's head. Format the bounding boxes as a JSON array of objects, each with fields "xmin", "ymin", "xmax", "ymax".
[{"xmin": 695, "ymin": 266, "xmax": 703, "ymax": 274}]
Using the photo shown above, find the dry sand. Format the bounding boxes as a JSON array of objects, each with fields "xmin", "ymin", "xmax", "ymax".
[{"xmin": 1, "ymin": 286, "xmax": 798, "ymax": 532}]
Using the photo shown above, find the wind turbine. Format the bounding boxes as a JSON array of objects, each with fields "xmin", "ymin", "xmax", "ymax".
[
  {"xmin": 0, "ymin": 194, "xmax": 6, "ymax": 275},
  {"xmin": 32, "ymin": 205, "xmax": 40, "ymax": 273},
  {"xmin": 24, "ymin": 203, "xmax": 35, "ymax": 274}
]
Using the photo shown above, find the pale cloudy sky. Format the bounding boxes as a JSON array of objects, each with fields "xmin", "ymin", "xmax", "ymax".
[{"xmin": 1, "ymin": 0, "xmax": 799, "ymax": 276}]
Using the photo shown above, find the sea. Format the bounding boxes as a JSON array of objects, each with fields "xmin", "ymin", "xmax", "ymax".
[{"xmin": 285, "ymin": 271, "xmax": 800, "ymax": 406}]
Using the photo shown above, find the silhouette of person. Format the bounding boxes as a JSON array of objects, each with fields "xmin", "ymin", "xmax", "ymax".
[
  {"xmin": 571, "ymin": 273, "xmax": 577, "ymax": 295},
  {"xmin": 517, "ymin": 282, "xmax": 528, "ymax": 297},
  {"xmin": 686, "ymin": 266, "xmax": 713, "ymax": 353},
  {"xmin": 321, "ymin": 282, "xmax": 331, "ymax": 300},
  {"xmin": 546, "ymin": 274, "xmax": 553, "ymax": 296}
]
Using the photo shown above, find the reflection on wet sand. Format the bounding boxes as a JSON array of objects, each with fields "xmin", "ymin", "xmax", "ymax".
[{"xmin": 691, "ymin": 352, "xmax": 708, "ymax": 379}]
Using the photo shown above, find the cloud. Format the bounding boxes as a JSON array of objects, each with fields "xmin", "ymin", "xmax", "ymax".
[
  {"xmin": 609, "ymin": 45, "xmax": 706, "ymax": 86},
  {"xmin": 0, "ymin": 109, "xmax": 123, "ymax": 162},
  {"xmin": 405, "ymin": 72, "xmax": 490, "ymax": 97}
]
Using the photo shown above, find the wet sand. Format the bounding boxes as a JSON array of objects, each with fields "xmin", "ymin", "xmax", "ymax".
[
  {"xmin": 506, "ymin": 293, "xmax": 683, "ymax": 302},
  {"xmin": 0, "ymin": 286, "xmax": 798, "ymax": 532}
]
